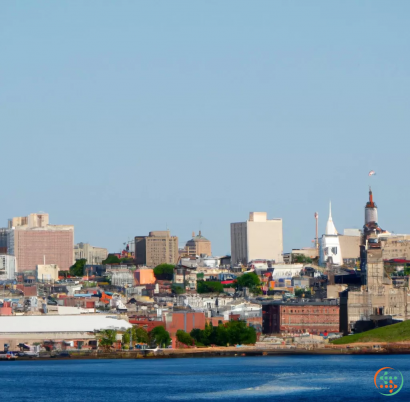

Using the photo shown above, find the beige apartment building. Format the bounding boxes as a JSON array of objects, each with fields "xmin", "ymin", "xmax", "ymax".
[
  {"xmin": 37, "ymin": 264, "xmax": 59, "ymax": 282},
  {"xmin": 338, "ymin": 235, "xmax": 361, "ymax": 263},
  {"xmin": 135, "ymin": 230, "xmax": 179, "ymax": 268},
  {"xmin": 231, "ymin": 212, "xmax": 283, "ymax": 265},
  {"xmin": 381, "ymin": 235, "xmax": 410, "ymax": 260},
  {"xmin": 74, "ymin": 242, "xmax": 108, "ymax": 265},
  {"xmin": 185, "ymin": 231, "xmax": 212, "ymax": 257},
  {"xmin": 7, "ymin": 212, "xmax": 74, "ymax": 272}
]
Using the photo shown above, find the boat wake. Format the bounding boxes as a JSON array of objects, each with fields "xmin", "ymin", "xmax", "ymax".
[{"xmin": 168, "ymin": 381, "xmax": 327, "ymax": 399}]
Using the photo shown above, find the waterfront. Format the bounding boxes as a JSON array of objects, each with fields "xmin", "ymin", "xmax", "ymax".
[{"xmin": 0, "ymin": 355, "xmax": 408, "ymax": 402}]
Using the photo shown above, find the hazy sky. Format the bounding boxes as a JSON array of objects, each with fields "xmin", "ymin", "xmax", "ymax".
[{"xmin": 1, "ymin": 1, "xmax": 410, "ymax": 255}]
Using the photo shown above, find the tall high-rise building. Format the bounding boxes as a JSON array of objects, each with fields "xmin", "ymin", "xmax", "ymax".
[
  {"xmin": 185, "ymin": 231, "xmax": 212, "ymax": 257},
  {"xmin": 7, "ymin": 212, "xmax": 74, "ymax": 272},
  {"xmin": 134, "ymin": 230, "xmax": 179, "ymax": 268},
  {"xmin": 230, "ymin": 212, "xmax": 283, "ymax": 265}
]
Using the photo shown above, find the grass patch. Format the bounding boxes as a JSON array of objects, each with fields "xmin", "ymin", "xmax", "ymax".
[{"xmin": 332, "ymin": 320, "xmax": 410, "ymax": 345}]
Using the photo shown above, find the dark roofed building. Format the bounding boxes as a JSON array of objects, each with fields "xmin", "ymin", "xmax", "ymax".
[{"xmin": 185, "ymin": 231, "xmax": 211, "ymax": 257}]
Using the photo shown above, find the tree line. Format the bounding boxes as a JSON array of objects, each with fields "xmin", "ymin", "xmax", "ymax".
[
  {"xmin": 98, "ymin": 325, "xmax": 171, "ymax": 350},
  {"xmin": 98, "ymin": 320, "xmax": 256, "ymax": 349}
]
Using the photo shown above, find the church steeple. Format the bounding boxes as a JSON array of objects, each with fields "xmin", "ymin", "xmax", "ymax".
[{"xmin": 325, "ymin": 201, "xmax": 338, "ymax": 235}]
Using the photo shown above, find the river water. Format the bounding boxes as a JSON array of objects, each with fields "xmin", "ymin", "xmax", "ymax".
[{"xmin": 0, "ymin": 355, "xmax": 408, "ymax": 401}]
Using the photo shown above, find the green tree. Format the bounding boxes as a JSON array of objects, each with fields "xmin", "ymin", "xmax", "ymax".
[
  {"xmin": 190, "ymin": 320, "xmax": 256, "ymax": 347},
  {"xmin": 176, "ymin": 329, "xmax": 195, "ymax": 346},
  {"xmin": 149, "ymin": 326, "xmax": 171, "ymax": 348},
  {"xmin": 295, "ymin": 288, "xmax": 311, "ymax": 298},
  {"xmin": 153, "ymin": 264, "xmax": 175, "ymax": 280},
  {"xmin": 171, "ymin": 284, "xmax": 186, "ymax": 294},
  {"xmin": 197, "ymin": 281, "xmax": 224, "ymax": 294},
  {"xmin": 122, "ymin": 327, "xmax": 149, "ymax": 345},
  {"xmin": 215, "ymin": 324, "xmax": 229, "ymax": 346},
  {"xmin": 292, "ymin": 254, "xmax": 313, "ymax": 264},
  {"xmin": 102, "ymin": 254, "xmax": 121, "ymax": 265},
  {"xmin": 204, "ymin": 322, "xmax": 214, "ymax": 344},
  {"xmin": 225, "ymin": 320, "xmax": 257, "ymax": 345},
  {"xmin": 97, "ymin": 329, "xmax": 117, "ymax": 350},
  {"xmin": 69, "ymin": 259, "xmax": 87, "ymax": 277},
  {"xmin": 236, "ymin": 273, "xmax": 261, "ymax": 294},
  {"xmin": 190, "ymin": 328, "xmax": 208, "ymax": 346},
  {"xmin": 120, "ymin": 257, "xmax": 134, "ymax": 264}
]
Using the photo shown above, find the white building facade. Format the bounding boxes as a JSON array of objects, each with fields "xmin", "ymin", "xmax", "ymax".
[
  {"xmin": 231, "ymin": 212, "xmax": 283, "ymax": 265},
  {"xmin": 319, "ymin": 202, "xmax": 343, "ymax": 266},
  {"xmin": 0, "ymin": 255, "xmax": 16, "ymax": 280},
  {"xmin": 74, "ymin": 242, "xmax": 108, "ymax": 265},
  {"xmin": 37, "ymin": 264, "xmax": 59, "ymax": 282}
]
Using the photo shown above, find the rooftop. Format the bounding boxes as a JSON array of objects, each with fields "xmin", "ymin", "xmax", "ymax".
[
  {"xmin": 0, "ymin": 315, "xmax": 132, "ymax": 333},
  {"xmin": 188, "ymin": 231, "xmax": 210, "ymax": 243},
  {"xmin": 258, "ymin": 300, "xmax": 339, "ymax": 306}
]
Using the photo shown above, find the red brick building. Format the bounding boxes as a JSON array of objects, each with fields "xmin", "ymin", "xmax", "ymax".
[
  {"xmin": 164, "ymin": 311, "xmax": 206, "ymax": 347},
  {"xmin": 129, "ymin": 317, "xmax": 164, "ymax": 333},
  {"xmin": 130, "ymin": 312, "xmax": 207, "ymax": 347},
  {"xmin": 16, "ymin": 284, "xmax": 38, "ymax": 297},
  {"xmin": 262, "ymin": 302, "xmax": 340, "ymax": 335},
  {"xmin": 206, "ymin": 316, "xmax": 227, "ymax": 326},
  {"xmin": 8, "ymin": 213, "xmax": 74, "ymax": 272},
  {"xmin": 58, "ymin": 296, "xmax": 97, "ymax": 309}
]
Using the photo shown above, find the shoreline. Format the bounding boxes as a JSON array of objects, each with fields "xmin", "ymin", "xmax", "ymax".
[{"xmin": 7, "ymin": 345, "xmax": 410, "ymax": 361}]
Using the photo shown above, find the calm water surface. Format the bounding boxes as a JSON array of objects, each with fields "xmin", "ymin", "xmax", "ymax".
[{"xmin": 0, "ymin": 355, "xmax": 409, "ymax": 402}]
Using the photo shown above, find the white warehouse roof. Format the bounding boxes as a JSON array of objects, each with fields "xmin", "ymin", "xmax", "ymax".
[{"xmin": 0, "ymin": 315, "xmax": 132, "ymax": 333}]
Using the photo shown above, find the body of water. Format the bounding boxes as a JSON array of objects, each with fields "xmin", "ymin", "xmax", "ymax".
[{"xmin": 0, "ymin": 355, "xmax": 408, "ymax": 402}]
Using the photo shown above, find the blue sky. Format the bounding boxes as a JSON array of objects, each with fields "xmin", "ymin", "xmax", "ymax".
[{"xmin": 1, "ymin": 1, "xmax": 410, "ymax": 255}]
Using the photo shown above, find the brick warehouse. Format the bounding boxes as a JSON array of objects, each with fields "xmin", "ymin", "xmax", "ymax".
[{"xmin": 262, "ymin": 301, "xmax": 340, "ymax": 335}]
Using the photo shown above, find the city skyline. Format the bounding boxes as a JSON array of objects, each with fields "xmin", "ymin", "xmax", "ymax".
[{"xmin": 0, "ymin": 184, "xmax": 393, "ymax": 256}]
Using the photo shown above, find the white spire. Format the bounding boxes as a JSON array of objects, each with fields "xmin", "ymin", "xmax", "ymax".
[{"xmin": 325, "ymin": 201, "xmax": 338, "ymax": 235}]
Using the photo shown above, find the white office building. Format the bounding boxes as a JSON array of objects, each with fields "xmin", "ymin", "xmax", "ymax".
[
  {"xmin": 231, "ymin": 212, "xmax": 283, "ymax": 265},
  {"xmin": 0, "ymin": 255, "xmax": 17, "ymax": 280}
]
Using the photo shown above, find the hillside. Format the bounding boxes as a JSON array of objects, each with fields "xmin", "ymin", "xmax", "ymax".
[{"xmin": 332, "ymin": 320, "xmax": 410, "ymax": 345}]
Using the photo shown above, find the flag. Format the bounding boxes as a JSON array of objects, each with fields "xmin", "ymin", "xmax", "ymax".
[{"xmin": 369, "ymin": 170, "xmax": 376, "ymax": 176}]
